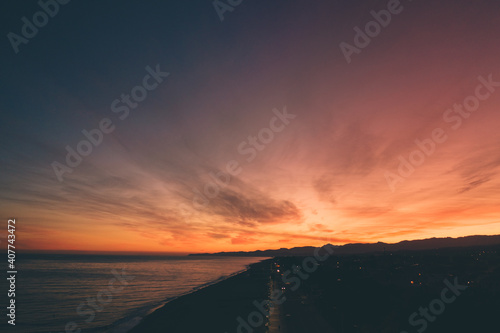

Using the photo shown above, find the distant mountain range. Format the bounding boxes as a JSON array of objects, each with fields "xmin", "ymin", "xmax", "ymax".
[{"xmin": 189, "ymin": 235, "xmax": 500, "ymax": 257}]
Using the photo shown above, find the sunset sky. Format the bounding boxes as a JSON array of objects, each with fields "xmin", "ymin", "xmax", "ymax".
[{"xmin": 1, "ymin": 0, "xmax": 500, "ymax": 254}]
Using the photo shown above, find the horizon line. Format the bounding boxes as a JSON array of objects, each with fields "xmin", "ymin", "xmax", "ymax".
[{"xmin": 19, "ymin": 233, "xmax": 500, "ymax": 256}]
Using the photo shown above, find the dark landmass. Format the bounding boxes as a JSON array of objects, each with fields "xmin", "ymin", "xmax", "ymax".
[
  {"xmin": 189, "ymin": 234, "xmax": 500, "ymax": 257},
  {"xmin": 270, "ymin": 243, "xmax": 500, "ymax": 332},
  {"xmin": 129, "ymin": 242, "xmax": 500, "ymax": 333}
]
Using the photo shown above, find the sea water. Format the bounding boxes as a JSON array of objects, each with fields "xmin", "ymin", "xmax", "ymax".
[{"xmin": 6, "ymin": 254, "xmax": 266, "ymax": 333}]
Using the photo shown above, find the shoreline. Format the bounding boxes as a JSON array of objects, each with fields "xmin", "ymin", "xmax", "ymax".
[
  {"xmin": 106, "ymin": 259, "xmax": 271, "ymax": 333},
  {"xmin": 125, "ymin": 259, "xmax": 273, "ymax": 333}
]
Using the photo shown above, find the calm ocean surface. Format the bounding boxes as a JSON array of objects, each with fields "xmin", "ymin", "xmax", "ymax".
[{"xmin": 9, "ymin": 254, "xmax": 267, "ymax": 333}]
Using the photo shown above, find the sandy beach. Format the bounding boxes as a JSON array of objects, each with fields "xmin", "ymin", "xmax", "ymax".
[
  {"xmin": 128, "ymin": 260, "xmax": 272, "ymax": 333},
  {"xmin": 128, "ymin": 245, "xmax": 500, "ymax": 333}
]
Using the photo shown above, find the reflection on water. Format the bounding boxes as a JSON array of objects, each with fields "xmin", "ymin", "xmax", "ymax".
[{"xmin": 13, "ymin": 254, "xmax": 267, "ymax": 332}]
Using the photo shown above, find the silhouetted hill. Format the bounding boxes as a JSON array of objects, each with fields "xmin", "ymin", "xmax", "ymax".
[{"xmin": 189, "ymin": 235, "xmax": 500, "ymax": 256}]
